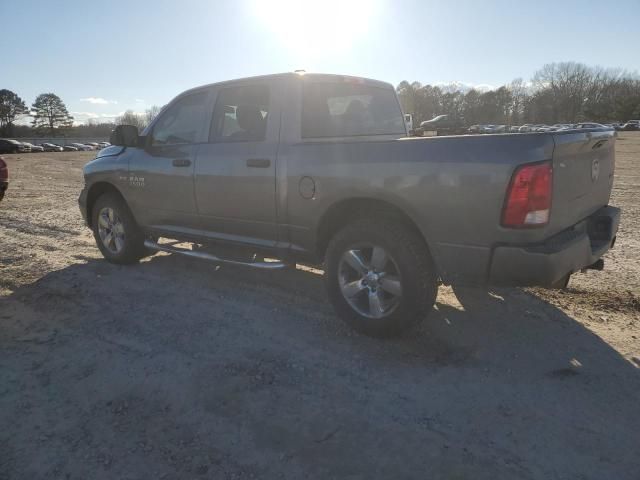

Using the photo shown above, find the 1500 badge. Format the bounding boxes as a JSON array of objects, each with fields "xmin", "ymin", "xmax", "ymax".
[{"xmin": 119, "ymin": 175, "xmax": 145, "ymax": 187}]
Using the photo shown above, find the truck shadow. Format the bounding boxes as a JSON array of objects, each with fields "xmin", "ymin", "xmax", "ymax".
[
  {"xmin": 3, "ymin": 253, "xmax": 639, "ymax": 478},
  {"xmin": 4, "ymin": 252, "xmax": 638, "ymax": 373}
]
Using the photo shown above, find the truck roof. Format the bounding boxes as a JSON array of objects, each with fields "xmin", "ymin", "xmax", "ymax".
[{"xmin": 180, "ymin": 72, "xmax": 394, "ymax": 97}]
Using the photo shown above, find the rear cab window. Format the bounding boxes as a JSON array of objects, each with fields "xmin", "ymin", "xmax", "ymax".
[{"xmin": 301, "ymin": 79, "xmax": 406, "ymax": 139}]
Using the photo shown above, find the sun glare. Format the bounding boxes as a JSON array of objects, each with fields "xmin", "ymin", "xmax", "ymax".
[{"xmin": 251, "ymin": 0, "xmax": 377, "ymax": 59}]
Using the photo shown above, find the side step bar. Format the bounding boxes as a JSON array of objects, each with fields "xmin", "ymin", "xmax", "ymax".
[{"xmin": 143, "ymin": 240, "xmax": 288, "ymax": 270}]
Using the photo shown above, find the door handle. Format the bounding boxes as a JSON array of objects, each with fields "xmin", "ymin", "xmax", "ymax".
[
  {"xmin": 246, "ymin": 158, "xmax": 271, "ymax": 168},
  {"xmin": 172, "ymin": 158, "xmax": 191, "ymax": 167}
]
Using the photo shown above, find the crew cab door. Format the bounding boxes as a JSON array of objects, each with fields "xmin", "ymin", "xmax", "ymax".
[
  {"xmin": 127, "ymin": 89, "xmax": 213, "ymax": 231},
  {"xmin": 194, "ymin": 81, "xmax": 279, "ymax": 246}
]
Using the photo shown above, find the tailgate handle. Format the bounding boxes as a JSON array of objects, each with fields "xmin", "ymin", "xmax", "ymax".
[
  {"xmin": 246, "ymin": 158, "xmax": 271, "ymax": 168},
  {"xmin": 172, "ymin": 158, "xmax": 191, "ymax": 167},
  {"xmin": 592, "ymin": 139, "xmax": 608, "ymax": 150}
]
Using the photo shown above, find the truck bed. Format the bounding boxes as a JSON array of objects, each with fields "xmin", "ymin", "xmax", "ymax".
[{"xmin": 286, "ymin": 128, "xmax": 616, "ymax": 285}]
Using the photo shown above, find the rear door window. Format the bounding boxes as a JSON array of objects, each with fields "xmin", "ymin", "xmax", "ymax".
[{"xmin": 302, "ymin": 82, "xmax": 405, "ymax": 138}]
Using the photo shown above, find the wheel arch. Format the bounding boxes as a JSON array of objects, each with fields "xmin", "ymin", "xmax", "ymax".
[
  {"xmin": 315, "ymin": 197, "xmax": 436, "ymax": 265},
  {"xmin": 85, "ymin": 182, "xmax": 127, "ymax": 228}
]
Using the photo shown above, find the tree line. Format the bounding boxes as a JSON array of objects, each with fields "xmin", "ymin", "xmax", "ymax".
[
  {"xmin": 397, "ymin": 61, "xmax": 640, "ymax": 126},
  {"xmin": 0, "ymin": 89, "xmax": 161, "ymax": 138}
]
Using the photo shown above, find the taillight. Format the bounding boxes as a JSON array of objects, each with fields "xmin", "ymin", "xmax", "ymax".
[
  {"xmin": 502, "ymin": 161, "xmax": 552, "ymax": 228},
  {"xmin": 0, "ymin": 157, "xmax": 7, "ymax": 181}
]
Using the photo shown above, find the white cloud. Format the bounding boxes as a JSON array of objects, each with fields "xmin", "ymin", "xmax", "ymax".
[
  {"xmin": 473, "ymin": 83, "xmax": 496, "ymax": 92},
  {"xmin": 71, "ymin": 111, "xmax": 121, "ymax": 125},
  {"xmin": 71, "ymin": 111, "xmax": 99, "ymax": 119},
  {"xmin": 80, "ymin": 97, "xmax": 118, "ymax": 105},
  {"xmin": 72, "ymin": 111, "xmax": 120, "ymax": 118}
]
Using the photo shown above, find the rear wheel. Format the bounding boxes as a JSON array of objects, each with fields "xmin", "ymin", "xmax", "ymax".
[
  {"xmin": 325, "ymin": 218, "xmax": 438, "ymax": 337},
  {"xmin": 92, "ymin": 193, "xmax": 146, "ymax": 264}
]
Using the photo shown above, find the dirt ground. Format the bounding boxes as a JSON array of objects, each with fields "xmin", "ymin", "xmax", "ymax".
[{"xmin": 1, "ymin": 134, "xmax": 639, "ymax": 480}]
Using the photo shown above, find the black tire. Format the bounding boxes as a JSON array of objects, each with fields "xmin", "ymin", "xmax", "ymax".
[
  {"xmin": 324, "ymin": 217, "xmax": 438, "ymax": 338},
  {"xmin": 91, "ymin": 192, "xmax": 146, "ymax": 264}
]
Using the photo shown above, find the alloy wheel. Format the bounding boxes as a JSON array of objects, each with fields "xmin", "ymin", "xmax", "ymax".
[
  {"xmin": 338, "ymin": 245, "xmax": 403, "ymax": 318},
  {"xmin": 97, "ymin": 207, "xmax": 125, "ymax": 254}
]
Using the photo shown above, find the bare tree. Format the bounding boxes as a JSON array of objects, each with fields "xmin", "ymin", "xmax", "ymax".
[
  {"xmin": 116, "ymin": 105, "xmax": 162, "ymax": 130},
  {"xmin": 116, "ymin": 110, "xmax": 146, "ymax": 130},
  {"xmin": 508, "ymin": 78, "xmax": 529, "ymax": 124},
  {"xmin": 144, "ymin": 105, "xmax": 161, "ymax": 126}
]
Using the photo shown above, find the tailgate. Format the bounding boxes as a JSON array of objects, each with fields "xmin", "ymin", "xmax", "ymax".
[{"xmin": 549, "ymin": 128, "xmax": 615, "ymax": 232}]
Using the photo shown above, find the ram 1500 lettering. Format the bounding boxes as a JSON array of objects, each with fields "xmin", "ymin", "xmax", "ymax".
[{"xmin": 79, "ymin": 73, "xmax": 620, "ymax": 337}]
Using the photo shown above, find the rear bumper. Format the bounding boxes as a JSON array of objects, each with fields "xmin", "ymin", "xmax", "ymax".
[{"xmin": 488, "ymin": 206, "xmax": 620, "ymax": 287}]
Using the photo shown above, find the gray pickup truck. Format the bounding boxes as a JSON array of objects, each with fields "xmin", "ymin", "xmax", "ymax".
[{"xmin": 79, "ymin": 73, "xmax": 620, "ymax": 337}]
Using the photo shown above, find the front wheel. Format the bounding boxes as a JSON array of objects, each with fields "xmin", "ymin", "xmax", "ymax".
[
  {"xmin": 324, "ymin": 218, "xmax": 438, "ymax": 337},
  {"xmin": 92, "ymin": 192, "xmax": 146, "ymax": 264}
]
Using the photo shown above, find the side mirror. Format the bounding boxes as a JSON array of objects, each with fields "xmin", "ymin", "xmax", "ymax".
[{"xmin": 110, "ymin": 125, "xmax": 140, "ymax": 147}]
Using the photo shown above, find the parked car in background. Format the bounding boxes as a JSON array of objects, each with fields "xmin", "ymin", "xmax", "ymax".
[
  {"xmin": 97, "ymin": 141, "xmax": 111, "ymax": 149},
  {"xmin": 416, "ymin": 114, "xmax": 467, "ymax": 136},
  {"xmin": 575, "ymin": 122, "xmax": 607, "ymax": 129},
  {"xmin": 479, "ymin": 124, "xmax": 498, "ymax": 133},
  {"xmin": 41, "ymin": 143, "xmax": 64, "ymax": 152},
  {"xmin": 0, "ymin": 138, "xmax": 30, "ymax": 154},
  {"xmin": 0, "ymin": 156, "xmax": 7, "ymax": 202},
  {"xmin": 22, "ymin": 142, "xmax": 44, "ymax": 152},
  {"xmin": 85, "ymin": 142, "xmax": 100, "ymax": 149},
  {"xmin": 62, "ymin": 145, "xmax": 79, "ymax": 152},
  {"xmin": 71, "ymin": 143, "xmax": 93, "ymax": 151},
  {"xmin": 620, "ymin": 122, "xmax": 640, "ymax": 131}
]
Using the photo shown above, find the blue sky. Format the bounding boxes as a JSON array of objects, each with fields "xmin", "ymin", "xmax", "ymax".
[{"xmin": 2, "ymin": 0, "xmax": 638, "ymax": 124}]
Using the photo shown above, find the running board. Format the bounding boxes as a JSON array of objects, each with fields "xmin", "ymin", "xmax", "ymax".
[{"xmin": 143, "ymin": 240, "xmax": 287, "ymax": 270}]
